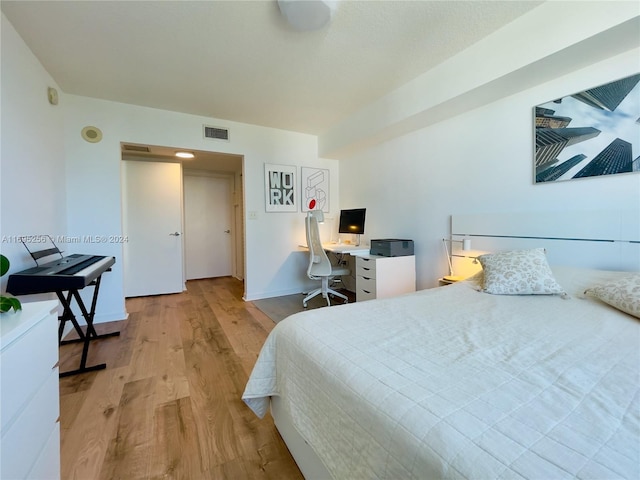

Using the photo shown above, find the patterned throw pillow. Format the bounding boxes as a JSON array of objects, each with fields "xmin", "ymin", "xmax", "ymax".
[
  {"xmin": 478, "ymin": 248, "xmax": 565, "ymax": 295},
  {"xmin": 585, "ymin": 274, "xmax": 640, "ymax": 319}
]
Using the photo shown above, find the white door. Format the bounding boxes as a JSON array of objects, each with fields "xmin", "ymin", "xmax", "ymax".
[
  {"xmin": 184, "ymin": 174, "xmax": 232, "ymax": 279},
  {"xmin": 122, "ymin": 160, "xmax": 184, "ymax": 297}
]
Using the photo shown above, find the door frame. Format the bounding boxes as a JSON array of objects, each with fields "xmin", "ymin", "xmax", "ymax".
[
  {"xmin": 183, "ymin": 169, "xmax": 236, "ymax": 280},
  {"xmin": 120, "ymin": 143, "xmax": 245, "ymax": 295}
]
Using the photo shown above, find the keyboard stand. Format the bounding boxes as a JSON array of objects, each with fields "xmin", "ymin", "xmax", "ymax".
[{"xmin": 57, "ymin": 272, "xmax": 120, "ymax": 377}]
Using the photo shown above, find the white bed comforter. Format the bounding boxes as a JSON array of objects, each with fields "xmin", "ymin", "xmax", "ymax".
[{"xmin": 243, "ymin": 272, "xmax": 640, "ymax": 479}]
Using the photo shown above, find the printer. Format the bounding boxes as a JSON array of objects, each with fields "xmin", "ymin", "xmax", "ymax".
[{"xmin": 370, "ymin": 239, "xmax": 414, "ymax": 257}]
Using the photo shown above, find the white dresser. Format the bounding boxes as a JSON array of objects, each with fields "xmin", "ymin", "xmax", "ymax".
[
  {"xmin": 355, "ymin": 254, "xmax": 416, "ymax": 302},
  {"xmin": 1, "ymin": 300, "xmax": 60, "ymax": 480}
]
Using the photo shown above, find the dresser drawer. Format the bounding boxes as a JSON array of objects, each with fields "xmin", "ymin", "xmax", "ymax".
[
  {"xmin": 29, "ymin": 422, "xmax": 61, "ymax": 480},
  {"xmin": 1, "ymin": 311, "xmax": 58, "ymax": 432},
  {"xmin": 1, "ymin": 369, "xmax": 60, "ymax": 480}
]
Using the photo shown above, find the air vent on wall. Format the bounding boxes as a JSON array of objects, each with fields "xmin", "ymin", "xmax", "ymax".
[
  {"xmin": 203, "ymin": 125, "xmax": 230, "ymax": 141},
  {"xmin": 122, "ymin": 144, "xmax": 150, "ymax": 152}
]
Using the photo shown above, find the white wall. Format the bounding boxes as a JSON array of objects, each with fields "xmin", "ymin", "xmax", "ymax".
[
  {"xmin": 321, "ymin": 1, "xmax": 640, "ymax": 159},
  {"xmin": 1, "ymin": 10, "xmax": 339, "ymax": 318},
  {"xmin": 63, "ymin": 95, "xmax": 339, "ymax": 315},
  {"xmin": 339, "ymin": 49, "xmax": 640, "ymax": 289},
  {"xmin": 0, "ymin": 15, "xmax": 66, "ymax": 296},
  {"xmin": 3, "ymin": 3, "xmax": 638, "ymax": 320}
]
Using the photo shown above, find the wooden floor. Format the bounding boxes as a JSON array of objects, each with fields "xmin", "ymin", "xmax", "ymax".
[{"xmin": 59, "ymin": 277, "xmax": 303, "ymax": 480}]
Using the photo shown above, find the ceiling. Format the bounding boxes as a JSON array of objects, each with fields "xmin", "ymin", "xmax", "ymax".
[
  {"xmin": 121, "ymin": 143, "xmax": 243, "ymax": 173},
  {"xmin": 2, "ymin": 0, "xmax": 543, "ymax": 138}
]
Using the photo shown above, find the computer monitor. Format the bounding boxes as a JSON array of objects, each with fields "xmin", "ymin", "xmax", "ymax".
[{"xmin": 338, "ymin": 208, "xmax": 366, "ymax": 235}]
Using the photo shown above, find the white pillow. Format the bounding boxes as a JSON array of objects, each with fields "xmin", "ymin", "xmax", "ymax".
[
  {"xmin": 478, "ymin": 248, "xmax": 565, "ymax": 295},
  {"xmin": 584, "ymin": 274, "xmax": 640, "ymax": 319},
  {"xmin": 551, "ymin": 266, "xmax": 628, "ymax": 298}
]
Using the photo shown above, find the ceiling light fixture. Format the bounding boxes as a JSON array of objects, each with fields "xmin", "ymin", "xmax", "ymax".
[
  {"xmin": 175, "ymin": 151, "xmax": 195, "ymax": 159},
  {"xmin": 277, "ymin": 0, "xmax": 337, "ymax": 31}
]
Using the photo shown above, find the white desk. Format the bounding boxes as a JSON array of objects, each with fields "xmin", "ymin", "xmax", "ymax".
[
  {"xmin": 298, "ymin": 243, "xmax": 370, "ymax": 256},
  {"xmin": 299, "ymin": 243, "xmax": 368, "ymax": 295},
  {"xmin": 355, "ymin": 254, "xmax": 416, "ymax": 301},
  {"xmin": 299, "ymin": 244, "xmax": 415, "ymax": 302},
  {"xmin": 322, "ymin": 243, "xmax": 370, "ymax": 256}
]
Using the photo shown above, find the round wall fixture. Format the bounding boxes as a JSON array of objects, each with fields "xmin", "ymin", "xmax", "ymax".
[
  {"xmin": 47, "ymin": 87, "xmax": 59, "ymax": 105},
  {"xmin": 81, "ymin": 126, "xmax": 103, "ymax": 143}
]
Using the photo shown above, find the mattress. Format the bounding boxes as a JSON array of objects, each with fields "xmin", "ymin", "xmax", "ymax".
[{"xmin": 243, "ymin": 267, "xmax": 640, "ymax": 479}]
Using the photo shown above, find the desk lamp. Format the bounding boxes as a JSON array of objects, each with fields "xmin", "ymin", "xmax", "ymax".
[{"xmin": 442, "ymin": 237, "xmax": 471, "ymax": 282}]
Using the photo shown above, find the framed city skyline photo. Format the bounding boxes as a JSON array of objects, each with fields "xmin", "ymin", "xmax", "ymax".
[{"xmin": 534, "ymin": 73, "xmax": 640, "ymax": 183}]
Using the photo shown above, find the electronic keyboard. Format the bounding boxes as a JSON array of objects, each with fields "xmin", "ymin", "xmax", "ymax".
[{"xmin": 7, "ymin": 254, "xmax": 115, "ymax": 295}]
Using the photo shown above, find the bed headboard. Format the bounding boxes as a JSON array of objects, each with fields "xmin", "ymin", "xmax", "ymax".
[{"xmin": 451, "ymin": 210, "xmax": 639, "ymax": 272}]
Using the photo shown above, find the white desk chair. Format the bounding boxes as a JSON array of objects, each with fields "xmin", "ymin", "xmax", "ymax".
[{"xmin": 304, "ymin": 211, "xmax": 350, "ymax": 308}]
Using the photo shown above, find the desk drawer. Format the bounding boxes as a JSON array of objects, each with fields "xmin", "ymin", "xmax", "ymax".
[
  {"xmin": 356, "ymin": 257, "xmax": 376, "ymax": 278},
  {"xmin": 356, "ymin": 287, "xmax": 376, "ymax": 302},
  {"xmin": 356, "ymin": 275, "xmax": 377, "ymax": 302}
]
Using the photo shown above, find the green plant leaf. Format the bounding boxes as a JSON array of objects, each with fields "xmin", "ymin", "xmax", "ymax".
[
  {"xmin": 0, "ymin": 297, "xmax": 22, "ymax": 313},
  {"xmin": 0, "ymin": 255, "xmax": 9, "ymax": 277},
  {"xmin": 9, "ymin": 297, "xmax": 21, "ymax": 311},
  {"xmin": 0, "ymin": 296, "xmax": 21, "ymax": 313}
]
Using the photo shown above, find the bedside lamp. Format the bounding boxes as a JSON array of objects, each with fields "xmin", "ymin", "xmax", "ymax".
[{"xmin": 442, "ymin": 237, "xmax": 471, "ymax": 282}]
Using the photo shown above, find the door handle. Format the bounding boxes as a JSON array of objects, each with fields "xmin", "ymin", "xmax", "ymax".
[
  {"xmin": 224, "ymin": 230, "xmax": 231, "ymax": 234},
  {"xmin": 169, "ymin": 232, "xmax": 181, "ymax": 236}
]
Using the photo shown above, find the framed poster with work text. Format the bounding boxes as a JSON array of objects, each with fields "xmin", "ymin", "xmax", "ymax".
[{"xmin": 265, "ymin": 163, "xmax": 297, "ymax": 212}]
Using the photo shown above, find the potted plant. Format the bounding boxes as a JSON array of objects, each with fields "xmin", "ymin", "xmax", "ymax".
[{"xmin": 1, "ymin": 254, "xmax": 22, "ymax": 313}]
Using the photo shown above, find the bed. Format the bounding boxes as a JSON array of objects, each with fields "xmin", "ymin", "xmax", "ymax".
[
  {"xmin": 243, "ymin": 263, "xmax": 639, "ymax": 479},
  {"xmin": 243, "ymin": 211, "xmax": 640, "ymax": 479}
]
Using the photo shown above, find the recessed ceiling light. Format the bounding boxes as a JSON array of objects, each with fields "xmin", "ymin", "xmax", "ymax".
[{"xmin": 175, "ymin": 151, "xmax": 195, "ymax": 159}]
